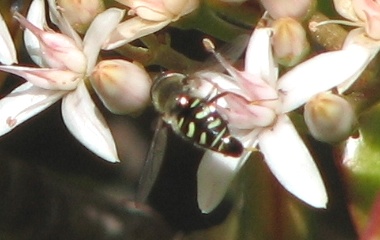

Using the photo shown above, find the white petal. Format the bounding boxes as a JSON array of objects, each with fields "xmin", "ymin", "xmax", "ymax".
[
  {"xmin": 338, "ymin": 29, "xmax": 380, "ymax": 93},
  {"xmin": 61, "ymin": 81, "xmax": 120, "ymax": 163},
  {"xmin": 244, "ymin": 28, "xmax": 278, "ymax": 86},
  {"xmin": 333, "ymin": 0, "xmax": 359, "ymax": 22},
  {"xmin": 0, "ymin": 65, "xmax": 82, "ymax": 90},
  {"xmin": 46, "ymin": 0, "xmax": 59, "ymax": 26},
  {"xmin": 278, "ymin": 45, "xmax": 372, "ymax": 113},
  {"xmin": 197, "ymin": 150, "xmax": 251, "ymax": 213},
  {"xmin": 258, "ymin": 115, "xmax": 328, "ymax": 208},
  {"xmin": 102, "ymin": 17, "xmax": 169, "ymax": 50},
  {"xmin": 0, "ymin": 82, "xmax": 64, "ymax": 136},
  {"xmin": 25, "ymin": 0, "xmax": 46, "ymax": 66},
  {"xmin": 83, "ymin": 8, "xmax": 125, "ymax": 73},
  {"xmin": 0, "ymin": 13, "xmax": 17, "ymax": 65}
]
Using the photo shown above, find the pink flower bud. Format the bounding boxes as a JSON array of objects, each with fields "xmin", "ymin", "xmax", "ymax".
[
  {"xmin": 14, "ymin": 12, "xmax": 87, "ymax": 74},
  {"xmin": 56, "ymin": 0, "xmax": 105, "ymax": 33},
  {"xmin": 304, "ymin": 92, "xmax": 357, "ymax": 143},
  {"xmin": 260, "ymin": 0, "xmax": 314, "ymax": 19},
  {"xmin": 272, "ymin": 18, "xmax": 310, "ymax": 67},
  {"xmin": 90, "ymin": 60, "xmax": 152, "ymax": 115}
]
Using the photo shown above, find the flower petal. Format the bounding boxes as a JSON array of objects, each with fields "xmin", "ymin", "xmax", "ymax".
[
  {"xmin": 278, "ymin": 44, "xmax": 372, "ymax": 113},
  {"xmin": 83, "ymin": 8, "xmax": 125, "ymax": 73},
  {"xmin": 333, "ymin": 0, "xmax": 360, "ymax": 22},
  {"xmin": 102, "ymin": 17, "xmax": 169, "ymax": 50},
  {"xmin": 61, "ymin": 81, "xmax": 120, "ymax": 163},
  {"xmin": 25, "ymin": 0, "xmax": 46, "ymax": 66},
  {"xmin": 197, "ymin": 150, "xmax": 251, "ymax": 213},
  {"xmin": 258, "ymin": 115, "xmax": 328, "ymax": 208},
  {"xmin": 219, "ymin": 94, "xmax": 277, "ymax": 129},
  {"xmin": 244, "ymin": 28, "xmax": 278, "ymax": 87},
  {"xmin": 0, "ymin": 65, "xmax": 82, "ymax": 90},
  {"xmin": 0, "ymin": 82, "xmax": 64, "ymax": 136},
  {"xmin": 338, "ymin": 28, "xmax": 380, "ymax": 92},
  {"xmin": 0, "ymin": 13, "xmax": 17, "ymax": 65}
]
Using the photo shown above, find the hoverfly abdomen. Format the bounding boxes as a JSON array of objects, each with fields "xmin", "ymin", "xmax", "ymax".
[{"xmin": 173, "ymin": 94, "xmax": 243, "ymax": 157}]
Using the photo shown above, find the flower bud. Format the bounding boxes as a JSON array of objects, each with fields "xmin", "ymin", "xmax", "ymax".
[
  {"xmin": 272, "ymin": 17, "xmax": 310, "ymax": 67},
  {"xmin": 57, "ymin": 0, "xmax": 105, "ymax": 34},
  {"xmin": 260, "ymin": 0, "xmax": 314, "ymax": 19},
  {"xmin": 14, "ymin": 12, "xmax": 87, "ymax": 73},
  {"xmin": 304, "ymin": 92, "xmax": 357, "ymax": 143},
  {"xmin": 90, "ymin": 60, "xmax": 152, "ymax": 115}
]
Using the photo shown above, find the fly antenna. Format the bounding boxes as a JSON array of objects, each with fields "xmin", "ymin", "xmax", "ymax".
[{"xmin": 202, "ymin": 38, "xmax": 240, "ymax": 80}]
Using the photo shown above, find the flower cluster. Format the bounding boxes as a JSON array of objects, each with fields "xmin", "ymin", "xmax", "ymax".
[
  {"xmin": 0, "ymin": 0, "xmax": 380, "ymax": 233},
  {"xmin": 195, "ymin": 0, "xmax": 380, "ymax": 213}
]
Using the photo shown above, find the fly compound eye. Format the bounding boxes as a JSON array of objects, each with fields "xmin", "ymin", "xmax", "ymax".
[{"xmin": 151, "ymin": 72, "xmax": 187, "ymax": 114}]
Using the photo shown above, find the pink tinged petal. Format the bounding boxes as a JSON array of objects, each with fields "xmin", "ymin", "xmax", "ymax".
[
  {"xmin": 103, "ymin": 17, "xmax": 169, "ymax": 50},
  {"xmin": 25, "ymin": 0, "xmax": 46, "ymax": 66},
  {"xmin": 0, "ymin": 82, "xmax": 65, "ymax": 136},
  {"xmin": 0, "ymin": 14, "xmax": 17, "ymax": 65},
  {"xmin": 278, "ymin": 45, "xmax": 372, "ymax": 113},
  {"xmin": 83, "ymin": 8, "xmax": 125, "ymax": 73},
  {"xmin": 258, "ymin": 115, "xmax": 328, "ymax": 208},
  {"xmin": 61, "ymin": 82, "xmax": 120, "ymax": 163},
  {"xmin": 244, "ymin": 28, "xmax": 278, "ymax": 87},
  {"xmin": 197, "ymin": 150, "xmax": 251, "ymax": 213},
  {"xmin": 0, "ymin": 65, "xmax": 82, "ymax": 90},
  {"xmin": 15, "ymin": 12, "xmax": 86, "ymax": 73},
  {"xmin": 238, "ymin": 71, "xmax": 278, "ymax": 101},
  {"xmin": 363, "ymin": 10, "xmax": 380, "ymax": 40},
  {"xmin": 219, "ymin": 94, "xmax": 277, "ymax": 129},
  {"xmin": 350, "ymin": 0, "xmax": 380, "ymax": 39}
]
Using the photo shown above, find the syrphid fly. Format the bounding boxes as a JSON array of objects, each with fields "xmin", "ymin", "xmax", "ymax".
[{"xmin": 136, "ymin": 35, "xmax": 249, "ymax": 204}]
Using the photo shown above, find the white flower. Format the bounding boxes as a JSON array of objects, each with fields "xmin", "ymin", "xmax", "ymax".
[
  {"xmin": 197, "ymin": 27, "xmax": 375, "ymax": 213},
  {"xmin": 0, "ymin": 0, "xmax": 125, "ymax": 163},
  {"xmin": 103, "ymin": 0, "xmax": 199, "ymax": 49}
]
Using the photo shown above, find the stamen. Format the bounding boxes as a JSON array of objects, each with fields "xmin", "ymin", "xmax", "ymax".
[{"xmin": 309, "ymin": 20, "xmax": 362, "ymax": 32}]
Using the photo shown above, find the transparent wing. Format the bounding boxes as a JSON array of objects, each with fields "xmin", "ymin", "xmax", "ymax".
[
  {"xmin": 201, "ymin": 34, "xmax": 250, "ymax": 72},
  {"xmin": 136, "ymin": 118, "xmax": 168, "ymax": 203}
]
